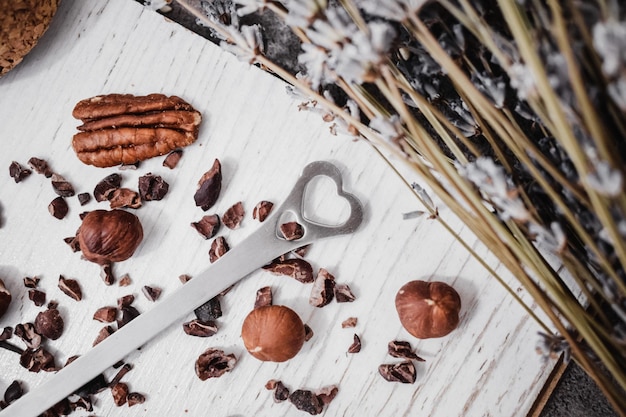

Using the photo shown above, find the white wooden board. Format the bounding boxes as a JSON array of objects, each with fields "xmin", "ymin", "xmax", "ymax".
[{"xmin": 0, "ymin": 0, "xmax": 556, "ymax": 416}]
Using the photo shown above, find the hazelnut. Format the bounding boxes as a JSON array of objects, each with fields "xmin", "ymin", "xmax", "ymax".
[
  {"xmin": 241, "ymin": 305, "xmax": 305, "ymax": 362},
  {"xmin": 0, "ymin": 278, "xmax": 12, "ymax": 320},
  {"xmin": 34, "ymin": 308, "xmax": 64, "ymax": 340},
  {"xmin": 77, "ymin": 209, "xmax": 143, "ymax": 265},
  {"xmin": 395, "ymin": 280, "xmax": 461, "ymax": 339}
]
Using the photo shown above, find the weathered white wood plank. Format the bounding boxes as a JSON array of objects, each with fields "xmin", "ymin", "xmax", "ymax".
[{"xmin": 0, "ymin": 0, "xmax": 555, "ymax": 416}]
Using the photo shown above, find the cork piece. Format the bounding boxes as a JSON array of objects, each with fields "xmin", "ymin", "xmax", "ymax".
[{"xmin": 0, "ymin": 0, "xmax": 61, "ymax": 77}]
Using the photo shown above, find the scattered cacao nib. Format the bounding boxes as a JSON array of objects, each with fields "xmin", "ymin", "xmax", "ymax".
[
  {"xmin": 309, "ymin": 268, "xmax": 335, "ymax": 308},
  {"xmin": 334, "ymin": 284, "xmax": 356, "ymax": 303},
  {"xmin": 28, "ymin": 157, "xmax": 53, "ymax": 178},
  {"xmin": 93, "ymin": 173, "xmax": 122, "ymax": 202},
  {"xmin": 3, "ymin": 380, "xmax": 23, "ymax": 404},
  {"xmin": 28, "ymin": 289, "xmax": 46, "ymax": 307},
  {"xmin": 77, "ymin": 192, "xmax": 91, "ymax": 206},
  {"xmin": 118, "ymin": 294, "xmax": 135, "ymax": 309},
  {"xmin": 280, "ymin": 221, "xmax": 304, "ymax": 241},
  {"xmin": 0, "ymin": 326, "xmax": 12, "ymax": 341},
  {"xmin": 108, "ymin": 188, "xmax": 142, "ymax": 209},
  {"xmin": 64, "ymin": 236, "xmax": 80, "ymax": 252},
  {"xmin": 23, "ymin": 276, "xmax": 40, "ymax": 288},
  {"xmin": 388, "ymin": 340, "xmax": 425, "ymax": 361},
  {"xmin": 263, "ymin": 258, "xmax": 314, "ymax": 283},
  {"xmin": 209, "ymin": 236, "xmax": 229, "ymax": 263},
  {"xmin": 109, "ymin": 363, "xmax": 133, "ymax": 387},
  {"xmin": 222, "ymin": 201, "xmax": 244, "ymax": 229},
  {"xmin": 118, "ymin": 273, "xmax": 132, "ymax": 287},
  {"xmin": 194, "ymin": 296, "xmax": 222, "ymax": 321},
  {"xmin": 93, "ymin": 326, "xmax": 115, "ymax": 346},
  {"xmin": 304, "ymin": 324, "xmax": 314, "ymax": 342},
  {"xmin": 51, "ymin": 174, "xmax": 75, "ymax": 197},
  {"xmin": 48, "ymin": 196, "xmax": 69, "ymax": 219},
  {"xmin": 348, "ymin": 334, "xmax": 361, "ymax": 353},
  {"xmin": 378, "ymin": 361, "xmax": 417, "ymax": 384},
  {"xmin": 254, "ymin": 286, "xmax": 273, "ymax": 309},
  {"xmin": 47, "ymin": 300, "xmax": 58, "ymax": 310},
  {"xmin": 194, "ymin": 158, "xmax": 222, "ymax": 211},
  {"xmin": 341, "ymin": 317, "xmax": 357, "ymax": 328},
  {"xmin": 163, "ymin": 149, "xmax": 183, "ymax": 169},
  {"xmin": 117, "ymin": 306, "xmax": 140, "ymax": 329},
  {"xmin": 195, "ymin": 348, "xmax": 236, "ymax": 380},
  {"xmin": 138, "ymin": 173, "xmax": 169, "ymax": 201},
  {"xmin": 191, "ymin": 214, "xmax": 220, "ymax": 239},
  {"xmin": 9, "ymin": 161, "xmax": 31, "ymax": 183},
  {"xmin": 34, "ymin": 308, "xmax": 64, "ymax": 340},
  {"xmin": 100, "ymin": 264, "xmax": 115, "ymax": 286},
  {"xmin": 316, "ymin": 385, "xmax": 339, "ymax": 406},
  {"xmin": 93, "ymin": 306, "xmax": 117, "ymax": 323},
  {"xmin": 142, "ymin": 285, "xmax": 162, "ymax": 302},
  {"xmin": 292, "ymin": 245, "xmax": 310, "ymax": 258},
  {"xmin": 183, "ymin": 319, "xmax": 218, "ymax": 337},
  {"xmin": 179, "ymin": 274, "xmax": 192, "ymax": 284},
  {"xmin": 111, "ymin": 382, "xmax": 129, "ymax": 406},
  {"xmin": 20, "ymin": 347, "xmax": 57, "ymax": 372},
  {"xmin": 14, "ymin": 323, "xmax": 42, "ymax": 349},
  {"xmin": 127, "ymin": 392, "xmax": 146, "ymax": 407},
  {"xmin": 58, "ymin": 275, "xmax": 82, "ymax": 301},
  {"xmin": 289, "ymin": 389, "xmax": 324, "ymax": 415},
  {"xmin": 274, "ymin": 381, "xmax": 290, "ymax": 402},
  {"xmin": 252, "ymin": 200, "xmax": 273, "ymax": 222}
]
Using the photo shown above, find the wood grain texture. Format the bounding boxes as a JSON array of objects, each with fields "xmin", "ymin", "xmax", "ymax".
[{"xmin": 0, "ymin": 0, "xmax": 556, "ymax": 416}]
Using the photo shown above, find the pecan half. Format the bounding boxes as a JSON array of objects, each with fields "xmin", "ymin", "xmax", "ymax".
[{"xmin": 72, "ymin": 94, "xmax": 202, "ymax": 168}]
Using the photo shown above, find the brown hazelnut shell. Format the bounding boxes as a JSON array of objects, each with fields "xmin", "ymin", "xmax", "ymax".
[
  {"xmin": 241, "ymin": 305, "xmax": 305, "ymax": 362},
  {"xmin": 0, "ymin": 278, "xmax": 11, "ymax": 320},
  {"xmin": 395, "ymin": 280, "xmax": 461, "ymax": 339},
  {"xmin": 78, "ymin": 209, "xmax": 143, "ymax": 265}
]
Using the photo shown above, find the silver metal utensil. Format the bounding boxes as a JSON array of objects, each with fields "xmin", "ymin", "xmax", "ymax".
[{"xmin": 1, "ymin": 160, "xmax": 363, "ymax": 417}]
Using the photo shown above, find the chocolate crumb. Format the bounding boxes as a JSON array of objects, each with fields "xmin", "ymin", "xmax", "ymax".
[
  {"xmin": 280, "ymin": 221, "xmax": 304, "ymax": 241},
  {"xmin": 142, "ymin": 285, "xmax": 162, "ymax": 302},
  {"xmin": 138, "ymin": 173, "xmax": 169, "ymax": 201},
  {"xmin": 51, "ymin": 174, "xmax": 75, "ymax": 197},
  {"xmin": 222, "ymin": 201, "xmax": 244, "ymax": 229},
  {"xmin": 111, "ymin": 382, "xmax": 129, "ymax": 406},
  {"xmin": 118, "ymin": 273, "xmax": 132, "ymax": 287},
  {"xmin": 23, "ymin": 276, "xmax": 40, "ymax": 288},
  {"xmin": 183, "ymin": 319, "xmax": 218, "ymax": 337},
  {"xmin": 77, "ymin": 192, "xmax": 91, "ymax": 206},
  {"xmin": 93, "ymin": 307, "xmax": 117, "ymax": 323},
  {"xmin": 194, "ymin": 296, "xmax": 222, "ymax": 321},
  {"xmin": 28, "ymin": 289, "xmax": 46, "ymax": 307},
  {"xmin": 252, "ymin": 200, "xmax": 273, "ymax": 222},
  {"xmin": 289, "ymin": 389, "xmax": 324, "ymax": 415},
  {"xmin": 9, "ymin": 161, "xmax": 31, "ymax": 183},
  {"xmin": 48, "ymin": 196, "xmax": 69, "ymax": 219},
  {"xmin": 93, "ymin": 326, "xmax": 115, "ymax": 346},
  {"xmin": 127, "ymin": 392, "xmax": 146, "ymax": 407},
  {"xmin": 108, "ymin": 188, "xmax": 141, "ymax": 209},
  {"xmin": 388, "ymin": 340, "xmax": 425, "ymax": 361},
  {"xmin": 191, "ymin": 214, "xmax": 220, "ymax": 239},
  {"xmin": 378, "ymin": 361, "xmax": 417, "ymax": 383},
  {"xmin": 347, "ymin": 334, "xmax": 361, "ymax": 353},
  {"xmin": 334, "ymin": 284, "xmax": 356, "ymax": 303},
  {"xmin": 163, "ymin": 149, "xmax": 183, "ymax": 169},
  {"xmin": 254, "ymin": 286, "xmax": 273, "ymax": 309},
  {"xmin": 304, "ymin": 324, "xmax": 314, "ymax": 341},
  {"xmin": 263, "ymin": 258, "xmax": 314, "ymax": 283},
  {"xmin": 194, "ymin": 159, "xmax": 222, "ymax": 211},
  {"xmin": 309, "ymin": 268, "xmax": 335, "ymax": 307},
  {"xmin": 209, "ymin": 236, "xmax": 229, "ymax": 263},
  {"xmin": 93, "ymin": 174, "xmax": 121, "ymax": 202},
  {"xmin": 341, "ymin": 317, "xmax": 358, "ymax": 328},
  {"xmin": 58, "ymin": 276, "xmax": 82, "ymax": 301},
  {"xmin": 195, "ymin": 348, "xmax": 236, "ymax": 380},
  {"xmin": 28, "ymin": 157, "xmax": 53, "ymax": 178}
]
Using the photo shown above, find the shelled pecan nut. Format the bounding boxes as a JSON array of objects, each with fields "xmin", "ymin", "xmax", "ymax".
[{"xmin": 72, "ymin": 94, "xmax": 202, "ymax": 168}]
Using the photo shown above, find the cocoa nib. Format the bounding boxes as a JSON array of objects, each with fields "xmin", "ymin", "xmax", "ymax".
[
  {"xmin": 93, "ymin": 173, "xmax": 122, "ymax": 202},
  {"xmin": 222, "ymin": 201, "xmax": 244, "ymax": 229},
  {"xmin": 117, "ymin": 306, "xmax": 140, "ymax": 329},
  {"xmin": 194, "ymin": 159, "xmax": 222, "ymax": 211},
  {"xmin": 34, "ymin": 308, "xmax": 64, "ymax": 340},
  {"xmin": 348, "ymin": 334, "xmax": 361, "ymax": 354},
  {"xmin": 108, "ymin": 188, "xmax": 141, "ymax": 209},
  {"xmin": 263, "ymin": 258, "xmax": 314, "ymax": 283},
  {"xmin": 111, "ymin": 382, "xmax": 129, "ymax": 406},
  {"xmin": 20, "ymin": 347, "xmax": 57, "ymax": 372},
  {"xmin": 127, "ymin": 392, "xmax": 146, "ymax": 407},
  {"xmin": 191, "ymin": 214, "xmax": 220, "ymax": 239},
  {"xmin": 64, "ymin": 236, "xmax": 81, "ymax": 252},
  {"xmin": 58, "ymin": 276, "xmax": 82, "ymax": 301},
  {"xmin": 118, "ymin": 273, "xmax": 132, "ymax": 287},
  {"xmin": 138, "ymin": 173, "xmax": 169, "ymax": 201},
  {"xmin": 3, "ymin": 380, "xmax": 23, "ymax": 405},
  {"xmin": 194, "ymin": 296, "xmax": 222, "ymax": 321},
  {"xmin": 28, "ymin": 289, "xmax": 46, "ymax": 307},
  {"xmin": 23, "ymin": 276, "xmax": 40, "ymax": 288},
  {"xmin": 93, "ymin": 326, "xmax": 115, "ymax": 346},
  {"xmin": 289, "ymin": 390, "xmax": 325, "ymax": 415},
  {"xmin": 142, "ymin": 285, "xmax": 162, "ymax": 301},
  {"xmin": 48, "ymin": 197, "xmax": 69, "ymax": 219},
  {"xmin": 100, "ymin": 264, "xmax": 114, "ymax": 286},
  {"xmin": 254, "ymin": 286, "xmax": 273, "ymax": 309},
  {"xmin": 280, "ymin": 221, "xmax": 304, "ymax": 241},
  {"xmin": 14, "ymin": 323, "xmax": 42, "ymax": 349},
  {"xmin": 117, "ymin": 294, "xmax": 135, "ymax": 308},
  {"xmin": 51, "ymin": 174, "xmax": 75, "ymax": 197},
  {"xmin": 179, "ymin": 274, "xmax": 192, "ymax": 284},
  {"xmin": 209, "ymin": 236, "xmax": 229, "ymax": 263},
  {"xmin": 265, "ymin": 380, "xmax": 290, "ymax": 403},
  {"xmin": 378, "ymin": 361, "xmax": 417, "ymax": 384},
  {"xmin": 341, "ymin": 317, "xmax": 358, "ymax": 328},
  {"xmin": 316, "ymin": 385, "xmax": 339, "ymax": 406},
  {"xmin": 77, "ymin": 192, "xmax": 91, "ymax": 206},
  {"xmin": 334, "ymin": 284, "xmax": 356, "ymax": 303},
  {"xmin": 9, "ymin": 161, "xmax": 31, "ymax": 183},
  {"xmin": 93, "ymin": 306, "xmax": 117, "ymax": 323},
  {"xmin": 0, "ymin": 326, "xmax": 12, "ymax": 341},
  {"xmin": 253, "ymin": 200, "xmax": 273, "ymax": 222},
  {"xmin": 163, "ymin": 149, "xmax": 183, "ymax": 169},
  {"xmin": 304, "ymin": 324, "xmax": 314, "ymax": 341},
  {"xmin": 309, "ymin": 268, "xmax": 335, "ymax": 307},
  {"xmin": 28, "ymin": 157, "xmax": 53, "ymax": 178},
  {"xmin": 195, "ymin": 348, "xmax": 236, "ymax": 380},
  {"xmin": 183, "ymin": 319, "xmax": 218, "ymax": 337},
  {"xmin": 388, "ymin": 340, "xmax": 425, "ymax": 362}
]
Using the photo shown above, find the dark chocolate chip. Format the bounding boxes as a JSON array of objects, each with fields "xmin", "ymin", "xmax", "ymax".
[
  {"xmin": 191, "ymin": 214, "xmax": 221, "ymax": 239},
  {"xmin": 9, "ymin": 161, "xmax": 31, "ymax": 183},
  {"xmin": 222, "ymin": 201, "xmax": 244, "ymax": 229},
  {"xmin": 195, "ymin": 348, "xmax": 236, "ymax": 380},
  {"xmin": 48, "ymin": 196, "xmax": 69, "ymax": 219},
  {"xmin": 378, "ymin": 361, "xmax": 417, "ymax": 383},
  {"xmin": 138, "ymin": 173, "xmax": 169, "ymax": 201},
  {"xmin": 194, "ymin": 159, "xmax": 222, "ymax": 211},
  {"xmin": 194, "ymin": 296, "xmax": 222, "ymax": 321}
]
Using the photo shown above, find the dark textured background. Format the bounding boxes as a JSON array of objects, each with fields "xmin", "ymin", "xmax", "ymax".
[{"xmin": 148, "ymin": 2, "xmax": 619, "ymax": 416}]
